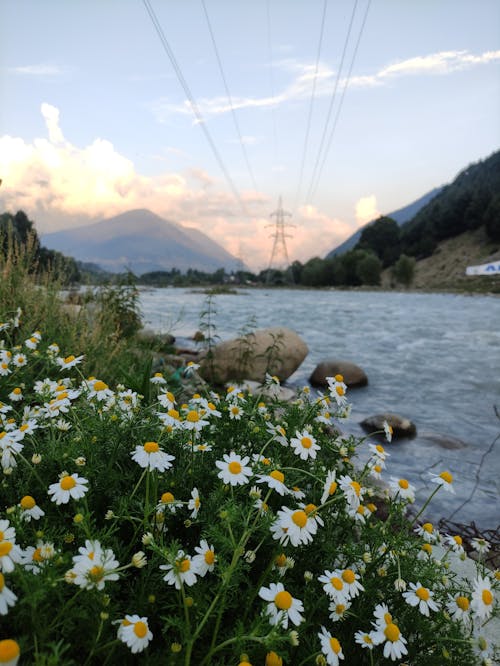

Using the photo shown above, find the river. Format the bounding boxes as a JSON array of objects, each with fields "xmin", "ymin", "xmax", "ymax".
[{"xmin": 139, "ymin": 287, "xmax": 500, "ymax": 531}]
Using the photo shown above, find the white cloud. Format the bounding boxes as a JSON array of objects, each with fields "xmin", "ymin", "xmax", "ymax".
[
  {"xmin": 355, "ymin": 195, "xmax": 380, "ymax": 225},
  {"xmin": 8, "ymin": 64, "xmax": 65, "ymax": 76}
]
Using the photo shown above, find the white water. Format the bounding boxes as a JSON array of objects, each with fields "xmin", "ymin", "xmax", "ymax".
[{"xmin": 139, "ymin": 287, "xmax": 500, "ymax": 530}]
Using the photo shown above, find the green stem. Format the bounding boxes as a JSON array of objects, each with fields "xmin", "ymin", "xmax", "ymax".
[
  {"xmin": 411, "ymin": 485, "xmax": 441, "ymax": 526},
  {"xmin": 129, "ymin": 468, "xmax": 147, "ymax": 501}
]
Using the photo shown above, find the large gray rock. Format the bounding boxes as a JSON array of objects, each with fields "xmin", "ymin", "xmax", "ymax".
[
  {"xmin": 309, "ymin": 359, "xmax": 368, "ymax": 387},
  {"xmin": 199, "ymin": 326, "xmax": 308, "ymax": 384},
  {"xmin": 361, "ymin": 413, "xmax": 417, "ymax": 439}
]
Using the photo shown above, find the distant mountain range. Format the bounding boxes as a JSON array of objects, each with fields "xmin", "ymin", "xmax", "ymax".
[
  {"xmin": 326, "ymin": 187, "xmax": 443, "ymax": 258},
  {"xmin": 42, "ymin": 209, "xmax": 244, "ymax": 275}
]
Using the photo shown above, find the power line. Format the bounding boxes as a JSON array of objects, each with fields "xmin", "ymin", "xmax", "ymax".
[
  {"xmin": 293, "ymin": 0, "xmax": 328, "ymax": 212},
  {"xmin": 309, "ymin": 0, "xmax": 372, "ymax": 202},
  {"xmin": 141, "ymin": 0, "xmax": 249, "ymax": 215},
  {"xmin": 304, "ymin": 0, "xmax": 359, "ymax": 204},
  {"xmin": 201, "ymin": 0, "xmax": 259, "ymax": 192}
]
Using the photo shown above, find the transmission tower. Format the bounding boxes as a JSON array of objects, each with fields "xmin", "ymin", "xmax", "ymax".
[{"xmin": 266, "ymin": 196, "xmax": 294, "ymax": 282}]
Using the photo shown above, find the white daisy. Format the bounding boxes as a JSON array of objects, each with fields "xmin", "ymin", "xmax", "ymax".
[
  {"xmin": 188, "ymin": 487, "xmax": 201, "ymax": 519},
  {"xmin": 402, "ymin": 582, "xmax": 439, "ymax": 616},
  {"xmin": 270, "ymin": 506, "xmax": 319, "ymax": 547},
  {"xmin": 414, "ymin": 522, "xmax": 437, "ymax": 543},
  {"xmin": 321, "ymin": 471, "xmax": 338, "ymax": 504},
  {"xmin": 71, "ymin": 543, "xmax": 120, "ymax": 591},
  {"xmin": 157, "ymin": 491, "xmax": 181, "ymax": 514},
  {"xmin": 446, "ymin": 593, "xmax": 471, "ymax": 623},
  {"xmin": 86, "ymin": 379, "xmax": 114, "ymax": 401},
  {"xmin": 117, "ymin": 614, "xmax": 153, "ymax": 653},
  {"xmin": 317, "ymin": 626, "xmax": 344, "ymax": 666},
  {"xmin": 429, "ymin": 471, "xmax": 455, "ymax": 493},
  {"xmin": 265, "ymin": 422, "xmax": 288, "ymax": 446},
  {"xmin": 131, "ymin": 441, "xmax": 175, "ymax": 472},
  {"xmin": 383, "ymin": 421, "xmax": 393, "ymax": 442},
  {"xmin": 258, "ymin": 582, "xmax": 304, "ymax": 628},
  {"xmin": 0, "ymin": 521, "xmax": 16, "ymax": 544},
  {"xmin": 48, "ymin": 473, "xmax": 89, "ymax": 505},
  {"xmin": 12, "ymin": 354, "xmax": 27, "ymax": 368},
  {"xmin": 444, "ymin": 534, "xmax": 465, "ymax": 556},
  {"xmin": 318, "ymin": 570, "xmax": 350, "ymax": 603},
  {"xmin": 56, "ymin": 354, "xmax": 84, "ymax": 370},
  {"xmin": 256, "ymin": 470, "xmax": 289, "ymax": 495},
  {"xmin": 354, "ymin": 630, "xmax": 375, "ymax": 650},
  {"xmin": 8, "ymin": 388, "xmax": 23, "ymax": 402},
  {"xmin": 370, "ymin": 619, "xmax": 408, "ymax": 661},
  {"xmin": 326, "ymin": 375, "xmax": 348, "ymax": 406},
  {"xmin": 471, "ymin": 575, "xmax": 494, "ymax": 620},
  {"xmin": 290, "ymin": 429, "xmax": 320, "ymax": 460},
  {"xmin": 368, "ymin": 442, "xmax": 390, "ymax": 463},
  {"xmin": 0, "ymin": 572, "xmax": 17, "ymax": 615},
  {"xmin": 471, "ymin": 537, "xmax": 490, "ymax": 555},
  {"xmin": 339, "ymin": 475, "xmax": 365, "ymax": 510},
  {"xmin": 328, "ymin": 599, "xmax": 351, "ymax": 622},
  {"xmin": 160, "ymin": 550, "xmax": 199, "ymax": 589},
  {"xmin": 19, "ymin": 495, "xmax": 45, "ymax": 522},
  {"xmin": 215, "ymin": 452, "xmax": 252, "ymax": 486},
  {"xmin": 0, "ymin": 541, "xmax": 22, "ymax": 574},
  {"xmin": 150, "ymin": 372, "xmax": 167, "ymax": 385},
  {"xmin": 191, "ymin": 539, "xmax": 216, "ymax": 577},
  {"xmin": 389, "ymin": 477, "xmax": 415, "ymax": 502},
  {"xmin": 183, "ymin": 409, "xmax": 209, "ymax": 432}
]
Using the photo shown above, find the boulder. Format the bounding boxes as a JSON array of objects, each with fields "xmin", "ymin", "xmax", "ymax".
[
  {"xmin": 361, "ymin": 413, "xmax": 417, "ymax": 439},
  {"xmin": 199, "ymin": 326, "xmax": 308, "ymax": 384},
  {"xmin": 309, "ymin": 360, "xmax": 368, "ymax": 388},
  {"xmin": 230, "ymin": 380, "xmax": 296, "ymax": 402}
]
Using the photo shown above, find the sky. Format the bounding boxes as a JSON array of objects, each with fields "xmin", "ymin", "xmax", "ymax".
[{"xmin": 1, "ymin": 0, "xmax": 499, "ymax": 271}]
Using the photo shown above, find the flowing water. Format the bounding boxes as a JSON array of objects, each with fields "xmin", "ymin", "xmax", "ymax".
[{"xmin": 139, "ymin": 287, "xmax": 500, "ymax": 530}]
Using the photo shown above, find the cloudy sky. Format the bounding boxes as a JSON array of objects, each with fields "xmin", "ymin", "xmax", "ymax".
[{"xmin": 1, "ymin": 0, "xmax": 499, "ymax": 270}]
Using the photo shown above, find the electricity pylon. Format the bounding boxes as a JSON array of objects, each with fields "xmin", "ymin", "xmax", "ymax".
[{"xmin": 266, "ymin": 196, "xmax": 294, "ymax": 283}]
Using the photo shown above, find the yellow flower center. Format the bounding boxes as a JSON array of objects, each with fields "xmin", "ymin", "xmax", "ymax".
[
  {"xmin": 301, "ymin": 436, "xmax": 312, "ymax": 449},
  {"xmin": 0, "ymin": 640, "xmax": 20, "ymax": 662},
  {"xmin": 456, "ymin": 596, "xmax": 469, "ymax": 611},
  {"xmin": 161, "ymin": 492, "xmax": 174, "ymax": 504},
  {"xmin": 291, "ymin": 510, "xmax": 307, "ymax": 528},
  {"xmin": 423, "ymin": 522, "xmax": 433, "ymax": 533},
  {"xmin": 335, "ymin": 385, "xmax": 345, "ymax": 396},
  {"xmin": 0, "ymin": 541, "xmax": 13, "ymax": 557},
  {"xmin": 416, "ymin": 587, "xmax": 430, "ymax": 601},
  {"xmin": 439, "ymin": 471, "xmax": 453, "ymax": 484},
  {"xmin": 265, "ymin": 651, "xmax": 283, "ymax": 666},
  {"xmin": 64, "ymin": 355, "xmax": 76, "ymax": 363},
  {"xmin": 20, "ymin": 495, "xmax": 36, "ymax": 510},
  {"xmin": 342, "ymin": 569, "xmax": 356, "ymax": 584},
  {"xmin": 334, "ymin": 374, "xmax": 344, "ymax": 382},
  {"xmin": 32, "ymin": 547, "xmax": 43, "ymax": 562},
  {"xmin": 20, "ymin": 424, "xmax": 29, "ymax": 432},
  {"xmin": 167, "ymin": 408, "xmax": 179, "ymax": 419},
  {"xmin": 204, "ymin": 550, "xmax": 215, "ymax": 565},
  {"xmin": 330, "ymin": 577, "xmax": 343, "ymax": 591},
  {"xmin": 89, "ymin": 565, "xmax": 104, "ymax": 582},
  {"xmin": 453, "ymin": 535, "xmax": 463, "ymax": 545},
  {"xmin": 482, "ymin": 589, "xmax": 493, "ymax": 606},
  {"xmin": 275, "ymin": 554, "xmax": 287, "ymax": 567},
  {"xmin": 328, "ymin": 481, "xmax": 338, "ymax": 495},
  {"xmin": 178, "ymin": 559, "xmax": 190, "ymax": 573},
  {"xmin": 384, "ymin": 612, "xmax": 393, "ymax": 624},
  {"xmin": 60, "ymin": 476, "xmax": 77, "ymax": 490},
  {"xmin": 384, "ymin": 623, "xmax": 400, "ymax": 642},
  {"xmin": 262, "ymin": 458, "xmax": 271, "ymax": 465},
  {"xmin": 186, "ymin": 410, "xmax": 200, "ymax": 422},
  {"xmin": 93, "ymin": 381, "xmax": 108, "ymax": 392},
  {"xmin": 335, "ymin": 603, "xmax": 345, "ymax": 614},
  {"xmin": 144, "ymin": 441, "xmax": 160, "ymax": 453},
  {"xmin": 13, "ymin": 388, "xmax": 21, "ymax": 395},
  {"xmin": 398, "ymin": 479, "xmax": 409, "ymax": 489},
  {"xmin": 231, "ymin": 406, "xmax": 240, "ymax": 415},
  {"xmin": 422, "ymin": 543, "xmax": 433, "ymax": 554},
  {"xmin": 274, "ymin": 590, "xmax": 293, "ymax": 610},
  {"xmin": 350, "ymin": 481, "xmax": 361, "ymax": 496},
  {"xmin": 228, "ymin": 461, "xmax": 242, "ymax": 474},
  {"xmin": 329, "ymin": 637, "xmax": 341, "ymax": 654},
  {"xmin": 304, "ymin": 503, "xmax": 317, "ymax": 515},
  {"xmin": 133, "ymin": 621, "xmax": 148, "ymax": 638},
  {"xmin": 376, "ymin": 444, "xmax": 385, "ymax": 453},
  {"xmin": 270, "ymin": 470, "xmax": 285, "ymax": 483}
]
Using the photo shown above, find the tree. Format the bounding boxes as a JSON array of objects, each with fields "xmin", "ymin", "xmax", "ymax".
[
  {"xmin": 357, "ymin": 216, "xmax": 401, "ymax": 267},
  {"xmin": 356, "ymin": 253, "xmax": 382, "ymax": 285},
  {"xmin": 391, "ymin": 254, "xmax": 416, "ymax": 287}
]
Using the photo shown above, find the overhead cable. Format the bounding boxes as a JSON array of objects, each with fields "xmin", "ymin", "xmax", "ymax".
[
  {"xmin": 142, "ymin": 0, "xmax": 249, "ymax": 215},
  {"xmin": 201, "ymin": 0, "xmax": 259, "ymax": 192}
]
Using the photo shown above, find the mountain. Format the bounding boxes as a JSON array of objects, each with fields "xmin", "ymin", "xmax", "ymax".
[
  {"xmin": 41, "ymin": 209, "xmax": 244, "ymax": 275},
  {"xmin": 326, "ymin": 187, "xmax": 443, "ymax": 258}
]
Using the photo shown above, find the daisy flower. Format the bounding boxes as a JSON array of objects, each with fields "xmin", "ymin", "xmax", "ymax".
[
  {"xmin": 56, "ymin": 354, "xmax": 84, "ymax": 370},
  {"xmin": 188, "ymin": 487, "xmax": 201, "ymax": 519},
  {"xmin": 383, "ymin": 421, "xmax": 393, "ymax": 442},
  {"xmin": 402, "ymin": 582, "xmax": 439, "ymax": 616},
  {"xmin": 354, "ymin": 630, "xmax": 375, "ymax": 650},
  {"xmin": 191, "ymin": 539, "xmax": 216, "ymax": 576},
  {"xmin": 429, "ymin": 471, "xmax": 455, "ymax": 493},
  {"xmin": 8, "ymin": 388, "xmax": 22, "ymax": 402},
  {"xmin": 326, "ymin": 375, "xmax": 348, "ymax": 406},
  {"xmin": 117, "ymin": 614, "xmax": 153, "ymax": 654},
  {"xmin": 371, "ymin": 618, "xmax": 408, "ymax": 661},
  {"xmin": 256, "ymin": 470, "xmax": 289, "ymax": 495},
  {"xmin": 183, "ymin": 361, "xmax": 200, "ymax": 376},
  {"xmin": 0, "ymin": 521, "xmax": 16, "ymax": 544},
  {"xmin": 317, "ymin": 626, "xmax": 344, "ymax": 665},
  {"xmin": 86, "ymin": 379, "xmax": 114, "ymax": 401},
  {"xmin": 265, "ymin": 422, "xmax": 288, "ymax": 447},
  {"xmin": 228, "ymin": 403, "xmax": 243, "ymax": 420},
  {"xmin": 414, "ymin": 522, "xmax": 437, "ymax": 543},
  {"xmin": 328, "ymin": 599, "xmax": 351, "ymax": 622},
  {"xmin": 471, "ymin": 575, "xmax": 495, "ymax": 620},
  {"xmin": 215, "ymin": 452, "xmax": 252, "ymax": 486},
  {"xmin": 48, "ymin": 473, "xmax": 89, "ymax": 505},
  {"xmin": 150, "ymin": 372, "xmax": 167, "ymax": 385},
  {"xmin": 12, "ymin": 354, "xmax": 27, "ymax": 368},
  {"xmin": 158, "ymin": 390, "xmax": 176, "ymax": 409},
  {"xmin": 131, "ymin": 441, "xmax": 175, "ymax": 472},
  {"xmin": 0, "ymin": 639, "xmax": 20, "ymax": 666},
  {"xmin": 71, "ymin": 545, "xmax": 120, "ymax": 591},
  {"xmin": 0, "ymin": 572, "xmax": 17, "ymax": 615},
  {"xmin": 290, "ymin": 429, "xmax": 320, "ymax": 460},
  {"xmin": 160, "ymin": 550, "xmax": 199, "ymax": 589},
  {"xmin": 339, "ymin": 475, "xmax": 365, "ymax": 510},
  {"xmin": 0, "ymin": 361, "xmax": 11, "ymax": 377},
  {"xmin": 183, "ymin": 409, "xmax": 209, "ymax": 432},
  {"xmin": 444, "ymin": 534, "xmax": 465, "ymax": 556},
  {"xmin": 157, "ymin": 491, "xmax": 181, "ymax": 514},
  {"xmin": 258, "ymin": 582, "xmax": 304, "ymax": 628},
  {"xmin": 339, "ymin": 568, "xmax": 364, "ymax": 598},
  {"xmin": 271, "ymin": 506, "xmax": 320, "ymax": 547},
  {"xmin": 368, "ymin": 442, "xmax": 390, "ymax": 463},
  {"xmin": 0, "ymin": 540, "xmax": 22, "ymax": 574},
  {"xmin": 389, "ymin": 477, "xmax": 415, "ymax": 502},
  {"xmin": 471, "ymin": 537, "xmax": 490, "ymax": 555},
  {"xmin": 446, "ymin": 593, "xmax": 471, "ymax": 623},
  {"xmin": 19, "ymin": 495, "xmax": 45, "ymax": 522}
]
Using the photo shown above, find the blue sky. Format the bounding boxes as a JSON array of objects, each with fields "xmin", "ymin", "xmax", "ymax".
[{"xmin": 1, "ymin": 0, "xmax": 499, "ymax": 270}]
